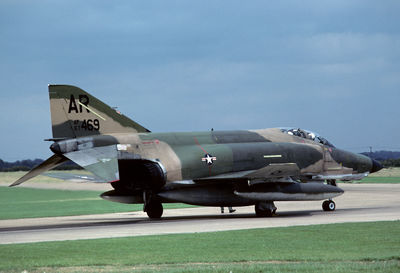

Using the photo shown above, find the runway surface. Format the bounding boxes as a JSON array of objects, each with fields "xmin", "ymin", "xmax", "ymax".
[{"xmin": 1, "ymin": 184, "xmax": 399, "ymax": 244}]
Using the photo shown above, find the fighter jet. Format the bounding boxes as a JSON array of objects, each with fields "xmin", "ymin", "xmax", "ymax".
[{"xmin": 11, "ymin": 85, "xmax": 383, "ymax": 218}]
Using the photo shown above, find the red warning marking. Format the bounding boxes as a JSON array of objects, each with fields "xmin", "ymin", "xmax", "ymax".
[
  {"xmin": 142, "ymin": 139, "xmax": 160, "ymax": 145},
  {"xmin": 194, "ymin": 137, "xmax": 208, "ymax": 154}
]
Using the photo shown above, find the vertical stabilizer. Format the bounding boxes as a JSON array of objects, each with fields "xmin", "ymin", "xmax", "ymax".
[{"xmin": 49, "ymin": 85, "xmax": 150, "ymax": 139}]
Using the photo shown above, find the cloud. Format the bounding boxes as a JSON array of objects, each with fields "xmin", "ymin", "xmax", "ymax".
[{"xmin": 0, "ymin": 1, "xmax": 399, "ymax": 160}]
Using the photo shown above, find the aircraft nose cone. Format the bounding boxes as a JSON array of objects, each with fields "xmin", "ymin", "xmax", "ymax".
[{"xmin": 371, "ymin": 159, "xmax": 383, "ymax": 173}]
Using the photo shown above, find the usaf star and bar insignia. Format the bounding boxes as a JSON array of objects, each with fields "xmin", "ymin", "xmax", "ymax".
[{"xmin": 201, "ymin": 153, "xmax": 217, "ymax": 165}]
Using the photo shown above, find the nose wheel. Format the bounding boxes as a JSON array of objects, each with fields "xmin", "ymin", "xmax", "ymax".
[{"xmin": 322, "ymin": 200, "xmax": 336, "ymax": 211}]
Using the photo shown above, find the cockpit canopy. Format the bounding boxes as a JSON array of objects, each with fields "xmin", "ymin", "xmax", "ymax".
[{"xmin": 280, "ymin": 128, "xmax": 335, "ymax": 148}]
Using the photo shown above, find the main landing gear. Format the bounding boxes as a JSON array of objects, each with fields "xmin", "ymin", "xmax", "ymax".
[
  {"xmin": 322, "ymin": 200, "xmax": 336, "ymax": 211},
  {"xmin": 255, "ymin": 201, "xmax": 277, "ymax": 217},
  {"xmin": 145, "ymin": 200, "xmax": 163, "ymax": 218},
  {"xmin": 143, "ymin": 191, "xmax": 163, "ymax": 219}
]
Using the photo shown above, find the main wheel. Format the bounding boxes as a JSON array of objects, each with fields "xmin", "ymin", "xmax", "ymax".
[
  {"xmin": 255, "ymin": 202, "xmax": 276, "ymax": 217},
  {"xmin": 146, "ymin": 201, "xmax": 163, "ymax": 219},
  {"xmin": 322, "ymin": 200, "xmax": 336, "ymax": 211}
]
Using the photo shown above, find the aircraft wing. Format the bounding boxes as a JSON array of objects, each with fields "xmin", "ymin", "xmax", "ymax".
[
  {"xmin": 203, "ymin": 163, "xmax": 299, "ymax": 180},
  {"xmin": 168, "ymin": 163, "xmax": 301, "ymax": 188},
  {"xmin": 244, "ymin": 163, "xmax": 300, "ymax": 179},
  {"xmin": 158, "ymin": 161, "xmax": 343, "ymax": 205}
]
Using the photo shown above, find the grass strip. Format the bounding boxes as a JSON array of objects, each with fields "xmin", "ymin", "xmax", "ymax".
[
  {"xmin": 4, "ymin": 260, "xmax": 400, "ymax": 273},
  {"xmin": 0, "ymin": 221, "xmax": 399, "ymax": 271},
  {"xmin": 358, "ymin": 176, "xmax": 400, "ymax": 183},
  {"xmin": 0, "ymin": 187, "xmax": 193, "ymax": 219}
]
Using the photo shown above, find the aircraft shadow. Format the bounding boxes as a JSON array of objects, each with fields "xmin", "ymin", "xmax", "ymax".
[{"xmin": 0, "ymin": 206, "xmax": 376, "ymax": 233}]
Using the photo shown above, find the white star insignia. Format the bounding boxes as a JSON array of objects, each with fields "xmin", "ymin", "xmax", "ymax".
[{"xmin": 201, "ymin": 153, "xmax": 217, "ymax": 165}]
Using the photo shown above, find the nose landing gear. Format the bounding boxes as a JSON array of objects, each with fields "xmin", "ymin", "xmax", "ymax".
[{"xmin": 322, "ymin": 200, "xmax": 336, "ymax": 211}]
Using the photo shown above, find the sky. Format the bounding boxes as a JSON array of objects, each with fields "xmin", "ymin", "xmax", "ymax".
[{"xmin": 0, "ymin": 1, "xmax": 399, "ymax": 161}]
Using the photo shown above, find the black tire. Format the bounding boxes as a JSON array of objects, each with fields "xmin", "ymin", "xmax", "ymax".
[
  {"xmin": 255, "ymin": 203, "xmax": 274, "ymax": 217},
  {"xmin": 322, "ymin": 200, "xmax": 336, "ymax": 211},
  {"xmin": 146, "ymin": 201, "xmax": 163, "ymax": 219}
]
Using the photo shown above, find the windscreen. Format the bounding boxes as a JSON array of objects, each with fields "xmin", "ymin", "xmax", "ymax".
[{"xmin": 280, "ymin": 128, "xmax": 335, "ymax": 148}]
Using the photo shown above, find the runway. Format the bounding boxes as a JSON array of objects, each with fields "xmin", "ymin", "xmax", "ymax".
[{"xmin": 1, "ymin": 184, "xmax": 399, "ymax": 244}]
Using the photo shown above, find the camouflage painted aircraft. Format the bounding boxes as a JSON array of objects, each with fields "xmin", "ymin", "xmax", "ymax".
[{"xmin": 11, "ymin": 85, "xmax": 383, "ymax": 218}]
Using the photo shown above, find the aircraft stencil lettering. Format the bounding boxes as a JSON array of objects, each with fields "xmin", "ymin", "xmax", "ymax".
[
  {"xmin": 73, "ymin": 119, "xmax": 100, "ymax": 131},
  {"xmin": 68, "ymin": 94, "xmax": 90, "ymax": 113},
  {"xmin": 11, "ymin": 85, "xmax": 383, "ymax": 219}
]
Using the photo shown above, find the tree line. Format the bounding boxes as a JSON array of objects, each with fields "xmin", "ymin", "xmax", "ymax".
[
  {"xmin": 360, "ymin": 151, "xmax": 400, "ymax": 168},
  {"xmin": 0, "ymin": 159, "xmax": 82, "ymax": 172}
]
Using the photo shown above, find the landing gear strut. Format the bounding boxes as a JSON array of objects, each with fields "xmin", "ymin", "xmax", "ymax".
[
  {"xmin": 327, "ymin": 179, "xmax": 337, "ymax": 186},
  {"xmin": 322, "ymin": 200, "xmax": 336, "ymax": 211},
  {"xmin": 255, "ymin": 201, "xmax": 277, "ymax": 217}
]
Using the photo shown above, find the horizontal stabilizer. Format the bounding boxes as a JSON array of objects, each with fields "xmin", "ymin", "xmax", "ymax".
[
  {"xmin": 9, "ymin": 154, "xmax": 68, "ymax": 187},
  {"xmin": 43, "ymin": 172, "xmax": 104, "ymax": 182},
  {"xmin": 63, "ymin": 145, "xmax": 119, "ymax": 183}
]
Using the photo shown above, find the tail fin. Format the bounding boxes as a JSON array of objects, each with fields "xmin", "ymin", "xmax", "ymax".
[{"xmin": 49, "ymin": 84, "xmax": 150, "ymax": 139}]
